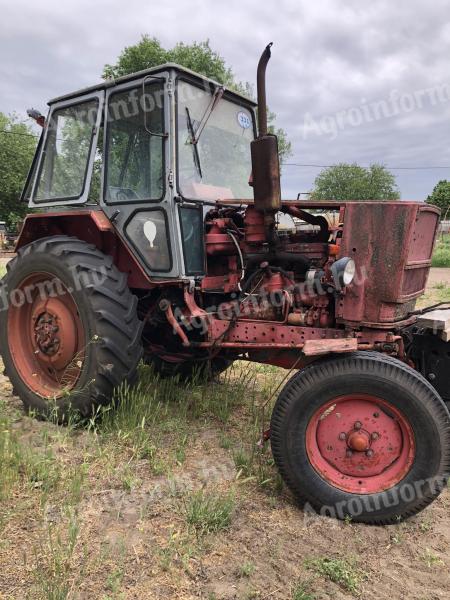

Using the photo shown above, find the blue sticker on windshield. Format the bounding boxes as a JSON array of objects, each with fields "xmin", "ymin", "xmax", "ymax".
[{"xmin": 237, "ymin": 111, "xmax": 251, "ymax": 129}]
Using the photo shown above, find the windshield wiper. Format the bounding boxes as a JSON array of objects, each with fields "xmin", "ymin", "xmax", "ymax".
[
  {"xmin": 186, "ymin": 107, "xmax": 203, "ymax": 179},
  {"xmin": 192, "ymin": 86, "xmax": 225, "ymax": 145},
  {"xmin": 185, "ymin": 86, "xmax": 225, "ymax": 179}
]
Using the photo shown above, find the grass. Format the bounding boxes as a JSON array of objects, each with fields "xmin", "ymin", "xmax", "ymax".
[
  {"xmin": 0, "ymin": 359, "xmax": 395, "ymax": 599},
  {"xmin": 421, "ymin": 548, "xmax": 445, "ymax": 568},
  {"xmin": 432, "ymin": 234, "xmax": 450, "ymax": 267},
  {"xmin": 306, "ymin": 556, "xmax": 367, "ymax": 595},
  {"xmin": 89, "ymin": 362, "xmax": 259, "ymax": 468},
  {"xmin": 182, "ymin": 487, "xmax": 235, "ymax": 538},
  {"xmin": 32, "ymin": 509, "xmax": 80, "ymax": 600},
  {"xmin": 0, "ymin": 411, "xmax": 22, "ymax": 500},
  {"xmin": 291, "ymin": 581, "xmax": 316, "ymax": 600},
  {"xmin": 238, "ymin": 561, "xmax": 256, "ymax": 578},
  {"xmin": 0, "ymin": 406, "xmax": 60, "ymax": 502}
]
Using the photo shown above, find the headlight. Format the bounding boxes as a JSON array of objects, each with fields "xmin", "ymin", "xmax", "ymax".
[{"xmin": 331, "ymin": 257, "xmax": 356, "ymax": 288}]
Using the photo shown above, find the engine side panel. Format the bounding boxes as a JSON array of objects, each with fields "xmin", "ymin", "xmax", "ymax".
[{"xmin": 338, "ymin": 202, "xmax": 439, "ymax": 325}]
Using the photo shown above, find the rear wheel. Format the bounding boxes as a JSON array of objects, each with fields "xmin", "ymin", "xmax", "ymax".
[
  {"xmin": 270, "ymin": 352, "xmax": 450, "ymax": 524},
  {"xmin": 0, "ymin": 236, "xmax": 143, "ymax": 419}
]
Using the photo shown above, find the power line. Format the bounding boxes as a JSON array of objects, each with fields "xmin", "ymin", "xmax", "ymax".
[
  {"xmin": 1, "ymin": 130, "xmax": 449, "ymax": 171},
  {"xmin": 284, "ymin": 162, "xmax": 450, "ymax": 170}
]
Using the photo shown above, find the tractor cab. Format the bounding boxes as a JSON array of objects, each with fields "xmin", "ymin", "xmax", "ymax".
[{"xmin": 23, "ymin": 64, "xmax": 257, "ymax": 279}]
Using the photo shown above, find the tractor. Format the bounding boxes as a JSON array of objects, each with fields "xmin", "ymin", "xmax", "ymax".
[{"xmin": 1, "ymin": 44, "xmax": 449, "ymax": 524}]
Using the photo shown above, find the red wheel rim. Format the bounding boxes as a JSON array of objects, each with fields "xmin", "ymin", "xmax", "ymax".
[
  {"xmin": 305, "ymin": 394, "xmax": 415, "ymax": 494},
  {"xmin": 7, "ymin": 272, "xmax": 85, "ymax": 399}
]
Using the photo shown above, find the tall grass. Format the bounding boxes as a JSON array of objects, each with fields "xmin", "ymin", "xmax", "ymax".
[
  {"xmin": 89, "ymin": 362, "xmax": 261, "ymax": 474},
  {"xmin": 0, "ymin": 411, "xmax": 22, "ymax": 500},
  {"xmin": 0, "ymin": 403, "xmax": 60, "ymax": 501},
  {"xmin": 33, "ymin": 508, "xmax": 80, "ymax": 600}
]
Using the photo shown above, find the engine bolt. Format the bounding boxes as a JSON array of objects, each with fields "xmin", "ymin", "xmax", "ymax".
[
  {"xmin": 366, "ymin": 449, "xmax": 374, "ymax": 458},
  {"xmin": 354, "ymin": 421, "xmax": 362, "ymax": 430},
  {"xmin": 338, "ymin": 432, "xmax": 347, "ymax": 441},
  {"xmin": 346, "ymin": 449, "xmax": 353, "ymax": 458},
  {"xmin": 371, "ymin": 432, "xmax": 379, "ymax": 441}
]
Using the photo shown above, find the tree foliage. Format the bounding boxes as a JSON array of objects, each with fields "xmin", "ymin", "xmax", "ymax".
[
  {"xmin": 103, "ymin": 36, "xmax": 292, "ymax": 163},
  {"xmin": 310, "ymin": 163, "xmax": 400, "ymax": 201},
  {"xmin": 427, "ymin": 180, "xmax": 450, "ymax": 218},
  {"xmin": 0, "ymin": 113, "xmax": 37, "ymax": 228}
]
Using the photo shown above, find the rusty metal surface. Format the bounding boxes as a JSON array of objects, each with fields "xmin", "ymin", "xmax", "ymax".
[
  {"xmin": 208, "ymin": 318, "xmax": 348, "ymax": 347},
  {"xmin": 256, "ymin": 43, "xmax": 272, "ymax": 136},
  {"xmin": 251, "ymin": 136, "xmax": 282, "ymax": 214},
  {"xmin": 251, "ymin": 43, "xmax": 282, "ymax": 221},
  {"xmin": 338, "ymin": 202, "xmax": 439, "ymax": 325}
]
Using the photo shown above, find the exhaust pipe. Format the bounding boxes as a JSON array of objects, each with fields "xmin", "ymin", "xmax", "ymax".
[
  {"xmin": 256, "ymin": 43, "xmax": 272, "ymax": 136},
  {"xmin": 251, "ymin": 43, "xmax": 282, "ymax": 231}
]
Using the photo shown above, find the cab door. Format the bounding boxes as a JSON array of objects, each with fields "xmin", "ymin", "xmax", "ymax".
[{"xmin": 100, "ymin": 74, "xmax": 182, "ymax": 279}]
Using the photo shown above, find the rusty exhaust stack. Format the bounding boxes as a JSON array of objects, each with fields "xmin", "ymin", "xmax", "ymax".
[
  {"xmin": 251, "ymin": 43, "xmax": 282, "ymax": 239},
  {"xmin": 256, "ymin": 43, "xmax": 272, "ymax": 136}
]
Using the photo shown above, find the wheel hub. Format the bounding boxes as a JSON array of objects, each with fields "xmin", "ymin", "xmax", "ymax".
[
  {"xmin": 306, "ymin": 394, "xmax": 415, "ymax": 493},
  {"xmin": 34, "ymin": 311, "xmax": 60, "ymax": 355},
  {"xmin": 347, "ymin": 429, "xmax": 371, "ymax": 452}
]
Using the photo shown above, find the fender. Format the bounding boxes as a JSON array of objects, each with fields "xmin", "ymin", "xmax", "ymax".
[{"xmin": 15, "ymin": 209, "xmax": 154, "ymax": 289}]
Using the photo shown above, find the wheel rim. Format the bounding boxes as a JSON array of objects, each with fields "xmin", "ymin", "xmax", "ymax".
[
  {"xmin": 7, "ymin": 272, "xmax": 85, "ymax": 398},
  {"xmin": 305, "ymin": 394, "xmax": 415, "ymax": 494}
]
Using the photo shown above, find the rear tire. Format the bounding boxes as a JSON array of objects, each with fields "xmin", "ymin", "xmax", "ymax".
[
  {"xmin": 270, "ymin": 352, "xmax": 450, "ymax": 524},
  {"xmin": 0, "ymin": 236, "xmax": 143, "ymax": 419}
]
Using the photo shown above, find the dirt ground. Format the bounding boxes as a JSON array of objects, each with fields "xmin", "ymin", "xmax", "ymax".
[
  {"xmin": 427, "ymin": 268, "xmax": 450, "ymax": 287},
  {"xmin": 0, "ymin": 269, "xmax": 449, "ymax": 600}
]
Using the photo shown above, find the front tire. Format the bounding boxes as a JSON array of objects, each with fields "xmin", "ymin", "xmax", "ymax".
[
  {"xmin": 0, "ymin": 236, "xmax": 143, "ymax": 418},
  {"xmin": 270, "ymin": 352, "xmax": 450, "ymax": 524}
]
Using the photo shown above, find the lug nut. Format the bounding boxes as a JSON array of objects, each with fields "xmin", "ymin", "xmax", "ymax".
[
  {"xmin": 371, "ymin": 432, "xmax": 379, "ymax": 441},
  {"xmin": 354, "ymin": 421, "xmax": 362, "ymax": 430},
  {"xmin": 346, "ymin": 449, "xmax": 353, "ymax": 458},
  {"xmin": 338, "ymin": 432, "xmax": 347, "ymax": 441},
  {"xmin": 366, "ymin": 449, "xmax": 374, "ymax": 458}
]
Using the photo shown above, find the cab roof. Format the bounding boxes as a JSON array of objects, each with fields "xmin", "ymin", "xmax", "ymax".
[{"xmin": 48, "ymin": 62, "xmax": 257, "ymax": 107}]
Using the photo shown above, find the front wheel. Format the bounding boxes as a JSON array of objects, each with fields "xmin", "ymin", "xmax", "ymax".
[{"xmin": 270, "ymin": 352, "xmax": 450, "ymax": 524}]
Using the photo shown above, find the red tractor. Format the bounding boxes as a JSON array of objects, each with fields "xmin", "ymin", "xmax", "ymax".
[{"xmin": 1, "ymin": 45, "xmax": 449, "ymax": 523}]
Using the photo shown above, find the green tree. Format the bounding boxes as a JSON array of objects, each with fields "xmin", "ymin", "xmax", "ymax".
[
  {"xmin": 427, "ymin": 180, "xmax": 450, "ymax": 218},
  {"xmin": 103, "ymin": 36, "xmax": 292, "ymax": 163},
  {"xmin": 0, "ymin": 113, "xmax": 37, "ymax": 228},
  {"xmin": 310, "ymin": 163, "xmax": 400, "ymax": 201}
]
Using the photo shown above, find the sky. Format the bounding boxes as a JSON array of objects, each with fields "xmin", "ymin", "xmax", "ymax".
[{"xmin": 1, "ymin": 0, "xmax": 449, "ymax": 200}]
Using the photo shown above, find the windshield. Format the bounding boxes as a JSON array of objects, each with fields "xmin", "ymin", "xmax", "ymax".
[{"xmin": 177, "ymin": 80, "xmax": 255, "ymax": 201}]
